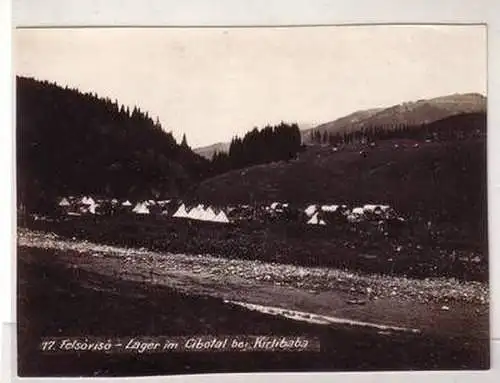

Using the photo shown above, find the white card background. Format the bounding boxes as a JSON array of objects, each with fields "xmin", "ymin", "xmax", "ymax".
[{"xmin": 2, "ymin": 0, "xmax": 500, "ymax": 382}]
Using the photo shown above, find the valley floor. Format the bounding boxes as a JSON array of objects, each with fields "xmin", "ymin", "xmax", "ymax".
[{"xmin": 17, "ymin": 229, "xmax": 489, "ymax": 376}]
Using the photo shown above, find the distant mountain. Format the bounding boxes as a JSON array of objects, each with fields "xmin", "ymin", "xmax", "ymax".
[
  {"xmin": 194, "ymin": 142, "xmax": 231, "ymax": 160},
  {"xmin": 17, "ymin": 76, "xmax": 209, "ymax": 213},
  {"xmin": 196, "ymin": 93, "xmax": 487, "ymax": 150},
  {"xmin": 302, "ymin": 93, "xmax": 486, "ymax": 144}
]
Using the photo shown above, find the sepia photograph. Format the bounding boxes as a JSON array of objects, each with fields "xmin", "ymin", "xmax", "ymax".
[{"xmin": 15, "ymin": 25, "xmax": 489, "ymax": 377}]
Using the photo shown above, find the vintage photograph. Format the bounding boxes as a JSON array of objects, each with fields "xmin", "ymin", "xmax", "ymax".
[{"xmin": 15, "ymin": 25, "xmax": 488, "ymax": 376}]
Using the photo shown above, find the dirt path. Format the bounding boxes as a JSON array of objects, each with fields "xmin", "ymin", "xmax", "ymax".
[{"xmin": 18, "ymin": 229, "xmax": 489, "ymax": 340}]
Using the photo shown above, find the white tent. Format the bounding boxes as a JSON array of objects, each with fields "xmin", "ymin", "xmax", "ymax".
[
  {"xmin": 58, "ymin": 197, "xmax": 70, "ymax": 207},
  {"xmin": 348, "ymin": 214, "xmax": 364, "ymax": 223},
  {"xmin": 307, "ymin": 212, "xmax": 326, "ymax": 225},
  {"xmin": 206, "ymin": 206, "xmax": 216, "ymax": 216},
  {"xmin": 193, "ymin": 205, "xmax": 214, "ymax": 221},
  {"xmin": 199, "ymin": 209, "xmax": 210, "ymax": 221},
  {"xmin": 133, "ymin": 202, "xmax": 150, "ymax": 214},
  {"xmin": 214, "ymin": 210, "xmax": 230, "ymax": 223},
  {"xmin": 304, "ymin": 204, "xmax": 317, "ymax": 217},
  {"xmin": 361, "ymin": 204, "xmax": 392, "ymax": 215},
  {"xmin": 173, "ymin": 204, "xmax": 189, "ymax": 218},
  {"xmin": 81, "ymin": 196, "xmax": 95, "ymax": 206},
  {"xmin": 187, "ymin": 205, "xmax": 203, "ymax": 220},
  {"xmin": 88, "ymin": 203, "xmax": 98, "ymax": 215},
  {"xmin": 321, "ymin": 205, "xmax": 339, "ymax": 212},
  {"xmin": 203, "ymin": 207, "xmax": 218, "ymax": 221},
  {"xmin": 363, "ymin": 204, "xmax": 378, "ymax": 213},
  {"xmin": 122, "ymin": 200, "xmax": 132, "ymax": 207},
  {"xmin": 352, "ymin": 207, "xmax": 364, "ymax": 215}
]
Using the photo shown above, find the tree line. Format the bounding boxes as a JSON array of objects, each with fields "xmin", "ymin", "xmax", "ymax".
[
  {"xmin": 210, "ymin": 122, "xmax": 302, "ymax": 174},
  {"xmin": 17, "ymin": 77, "xmax": 304, "ymax": 213},
  {"xmin": 17, "ymin": 76, "xmax": 209, "ymax": 213},
  {"xmin": 308, "ymin": 114, "xmax": 486, "ymax": 146}
]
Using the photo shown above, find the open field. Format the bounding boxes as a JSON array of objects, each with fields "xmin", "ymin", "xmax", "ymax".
[
  {"xmin": 18, "ymin": 229, "xmax": 488, "ymax": 306},
  {"xmin": 18, "ymin": 238, "xmax": 489, "ymax": 376},
  {"xmin": 24, "ymin": 210, "xmax": 488, "ymax": 282}
]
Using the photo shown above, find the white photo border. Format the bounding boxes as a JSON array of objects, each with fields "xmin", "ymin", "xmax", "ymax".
[{"xmin": 2, "ymin": 0, "xmax": 499, "ymax": 382}]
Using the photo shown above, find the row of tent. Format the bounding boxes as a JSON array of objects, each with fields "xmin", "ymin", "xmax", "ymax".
[
  {"xmin": 57, "ymin": 196, "xmax": 231, "ymax": 223},
  {"xmin": 59, "ymin": 196, "xmax": 134, "ymax": 208},
  {"xmin": 58, "ymin": 196, "xmax": 165, "ymax": 216},
  {"xmin": 172, "ymin": 204, "xmax": 230, "ymax": 223},
  {"xmin": 302, "ymin": 203, "xmax": 397, "ymax": 225},
  {"xmin": 57, "ymin": 196, "xmax": 400, "ymax": 226},
  {"xmin": 130, "ymin": 201, "xmax": 231, "ymax": 223}
]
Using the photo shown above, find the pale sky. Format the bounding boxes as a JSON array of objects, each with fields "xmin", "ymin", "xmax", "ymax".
[{"xmin": 15, "ymin": 25, "xmax": 486, "ymax": 148}]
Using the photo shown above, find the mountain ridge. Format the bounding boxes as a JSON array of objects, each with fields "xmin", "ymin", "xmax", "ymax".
[
  {"xmin": 302, "ymin": 93, "xmax": 486, "ymax": 143},
  {"xmin": 194, "ymin": 93, "xmax": 486, "ymax": 152},
  {"xmin": 194, "ymin": 142, "xmax": 231, "ymax": 160}
]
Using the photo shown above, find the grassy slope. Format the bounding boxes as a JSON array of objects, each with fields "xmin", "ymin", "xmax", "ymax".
[{"xmin": 193, "ymin": 138, "xmax": 487, "ymax": 229}]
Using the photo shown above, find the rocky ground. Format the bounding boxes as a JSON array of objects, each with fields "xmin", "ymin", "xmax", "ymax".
[
  {"xmin": 24, "ymin": 213, "xmax": 488, "ymax": 283},
  {"xmin": 18, "ymin": 228, "xmax": 488, "ymax": 306},
  {"xmin": 17, "ymin": 239, "xmax": 490, "ymax": 376}
]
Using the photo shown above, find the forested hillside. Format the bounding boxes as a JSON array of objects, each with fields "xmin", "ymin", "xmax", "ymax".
[
  {"xmin": 16, "ymin": 77, "xmax": 304, "ymax": 213},
  {"xmin": 210, "ymin": 123, "xmax": 302, "ymax": 174},
  {"xmin": 17, "ymin": 77, "xmax": 209, "ymax": 212}
]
